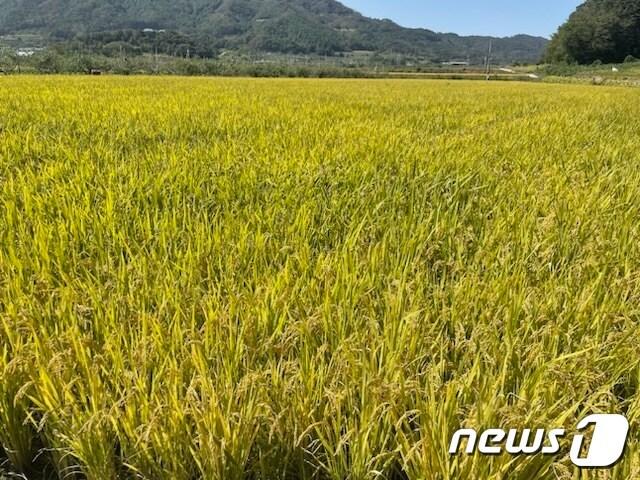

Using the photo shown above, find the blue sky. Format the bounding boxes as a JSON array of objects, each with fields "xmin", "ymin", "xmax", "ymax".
[{"xmin": 340, "ymin": 1, "xmax": 584, "ymax": 38}]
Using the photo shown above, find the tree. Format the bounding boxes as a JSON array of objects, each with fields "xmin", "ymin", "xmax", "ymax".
[
  {"xmin": 36, "ymin": 51, "xmax": 63, "ymax": 73},
  {"xmin": 0, "ymin": 49, "xmax": 18, "ymax": 73},
  {"xmin": 545, "ymin": 0, "xmax": 640, "ymax": 64}
]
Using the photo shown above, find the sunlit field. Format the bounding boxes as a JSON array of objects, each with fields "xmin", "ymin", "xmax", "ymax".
[{"xmin": 1, "ymin": 76, "xmax": 640, "ymax": 479}]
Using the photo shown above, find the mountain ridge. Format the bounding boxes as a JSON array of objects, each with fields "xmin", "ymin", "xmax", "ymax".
[{"xmin": 0, "ymin": 0, "xmax": 548, "ymax": 63}]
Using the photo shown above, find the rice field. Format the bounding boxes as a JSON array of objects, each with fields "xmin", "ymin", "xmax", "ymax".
[{"xmin": 1, "ymin": 76, "xmax": 640, "ymax": 479}]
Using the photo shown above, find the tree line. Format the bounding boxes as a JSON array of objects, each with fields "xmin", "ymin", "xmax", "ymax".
[{"xmin": 545, "ymin": 0, "xmax": 640, "ymax": 64}]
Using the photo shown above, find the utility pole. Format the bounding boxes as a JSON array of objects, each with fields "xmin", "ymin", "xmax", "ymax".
[{"xmin": 485, "ymin": 40, "xmax": 492, "ymax": 80}]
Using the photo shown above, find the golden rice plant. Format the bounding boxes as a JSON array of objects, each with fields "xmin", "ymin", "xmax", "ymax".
[{"xmin": 1, "ymin": 76, "xmax": 640, "ymax": 479}]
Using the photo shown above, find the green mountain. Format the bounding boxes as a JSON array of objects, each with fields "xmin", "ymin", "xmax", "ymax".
[
  {"xmin": 546, "ymin": 0, "xmax": 640, "ymax": 64},
  {"xmin": 0, "ymin": 0, "xmax": 548, "ymax": 63}
]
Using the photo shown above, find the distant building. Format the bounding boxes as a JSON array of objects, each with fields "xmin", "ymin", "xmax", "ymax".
[
  {"xmin": 442, "ymin": 61, "xmax": 470, "ymax": 66},
  {"xmin": 16, "ymin": 48, "xmax": 43, "ymax": 57}
]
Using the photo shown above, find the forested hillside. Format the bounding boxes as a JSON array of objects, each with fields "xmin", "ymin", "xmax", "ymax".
[
  {"xmin": 0, "ymin": 0, "xmax": 548, "ymax": 63},
  {"xmin": 545, "ymin": 0, "xmax": 640, "ymax": 64}
]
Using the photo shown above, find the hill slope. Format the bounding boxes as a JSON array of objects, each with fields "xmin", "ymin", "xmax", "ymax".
[
  {"xmin": 0, "ymin": 0, "xmax": 548, "ymax": 63},
  {"xmin": 545, "ymin": 0, "xmax": 640, "ymax": 64}
]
